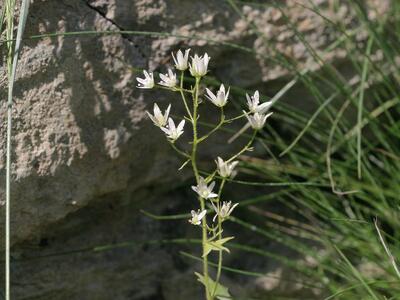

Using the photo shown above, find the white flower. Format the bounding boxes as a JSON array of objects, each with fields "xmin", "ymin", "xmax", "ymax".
[
  {"xmin": 245, "ymin": 112, "xmax": 272, "ymax": 130},
  {"xmin": 136, "ymin": 70, "xmax": 154, "ymax": 89},
  {"xmin": 205, "ymin": 84, "xmax": 230, "ymax": 107},
  {"xmin": 189, "ymin": 209, "xmax": 207, "ymax": 226},
  {"xmin": 216, "ymin": 157, "xmax": 238, "ymax": 178},
  {"xmin": 246, "ymin": 90, "xmax": 273, "ymax": 113},
  {"xmin": 189, "ymin": 53, "xmax": 210, "ymax": 77},
  {"xmin": 172, "ymin": 49, "xmax": 190, "ymax": 71},
  {"xmin": 212, "ymin": 201, "xmax": 238, "ymax": 222},
  {"xmin": 159, "ymin": 69, "xmax": 177, "ymax": 88},
  {"xmin": 161, "ymin": 118, "xmax": 185, "ymax": 141},
  {"xmin": 191, "ymin": 176, "xmax": 218, "ymax": 199},
  {"xmin": 146, "ymin": 103, "xmax": 171, "ymax": 127}
]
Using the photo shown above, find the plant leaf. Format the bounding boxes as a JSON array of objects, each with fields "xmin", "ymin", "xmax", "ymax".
[
  {"xmin": 195, "ymin": 272, "xmax": 231, "ymax": 300},
  {"xmin": 203, "ymin": 236, "xmax": 234, "ymax": 257}
]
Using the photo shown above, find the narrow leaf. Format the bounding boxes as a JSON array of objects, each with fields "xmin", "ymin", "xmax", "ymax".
[{"xmin": 203, "ymin": 236, "xmax": 234, "ymax": 257}]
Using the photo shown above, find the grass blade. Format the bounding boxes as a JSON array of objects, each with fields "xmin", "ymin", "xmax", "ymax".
[
  {"xmin": 334, "ymin": 245, "xmax": 380, "ymax": 300},
  {"xmin": 357, "ymin": 37, "xmax": 373, "ymax": 179},
  {"xmin": 5, "ymin": 0, "xmax": 30, "ymax": 299}
]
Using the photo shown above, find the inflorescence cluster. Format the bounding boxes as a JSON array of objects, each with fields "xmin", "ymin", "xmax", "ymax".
[{"xmin": 137, "ymin": 49, "xmax": 274, "ymax": 300}]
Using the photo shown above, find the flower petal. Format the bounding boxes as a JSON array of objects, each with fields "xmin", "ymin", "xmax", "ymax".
[
  {"xmin": 208, "ymin": 192, "xmax": 218, "ymax": 198},
  {"xmin": 177, "ymin": 119, "xmax": 185, "ymax": 131},
  {"xmin": 198, "ymin": 209, "xmax": 207, "ymax": 220}
]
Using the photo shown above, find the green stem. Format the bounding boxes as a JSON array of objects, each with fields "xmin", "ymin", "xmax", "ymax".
[
  {"xmin": 212, "ymin": 179, "xmax": 226, "ymax": 298},
  {"xmin": 169, "ymin": 142, "xmax": 190, "ymax": 158},
  {"xmin": 225, "ymin": 112, "xmax": 247, "ymax": 123},
  {"xmin": 227, "ymin": 130, "xmax": 257, "ymax": 163},
  {"xmin": 155, "ymin": 84, "xmax": 192, "ymax": 94},
  {"xmin": 179, "ymin": 71, "xmax": 193, "ymax": 120},
  {"xmin": 197, "ymin": 107, "xmax": 225, "ymax": 143},
  {"xmin": 191, "ymin": 77, "xmax": 200, "ymax": 181},
  {"xmin": 191, "ymin": 76, "xmax": 211, "ymax": 300}
]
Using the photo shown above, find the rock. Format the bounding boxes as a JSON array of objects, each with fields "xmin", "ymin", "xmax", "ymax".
[
  {"xmin": 11, "ymin": 191, "xmax": 180, "ymax": 300},
  {"xmin": 0, "ymin": 0, "xmax": 390, "ymax": 299},
  {"xmin": 0, "ymin": 0, "xmax": 179, "ymax": 247}
]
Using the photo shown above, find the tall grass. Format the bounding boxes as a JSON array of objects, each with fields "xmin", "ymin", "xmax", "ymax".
[
  {"xmin": 135, "ymin": 1, "xmax": 400, "ymax": 295},
  {"xmin": 227, "ymin": 0, "xmax": 400, "ymax": 298},
  {"xmin": 3, "ymin": 0, "xmax": 30, "ymax": 299},
  {"xmin": 4, "ymin": 1, "xmax": 16, "ymax": 299},
  {"xmin": 1, "ymin": 0, "xmax": 399, "ymax": 299}
]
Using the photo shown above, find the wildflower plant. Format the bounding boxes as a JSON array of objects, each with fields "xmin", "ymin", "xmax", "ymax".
[{"xmin": 137, "ymin": 49, "xmax": 274, "ymax": 300}]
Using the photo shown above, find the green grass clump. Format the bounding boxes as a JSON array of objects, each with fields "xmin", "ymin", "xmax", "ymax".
[{"xmin": 227, "ymin": 0, "xmax": 400, "ymax": 298}]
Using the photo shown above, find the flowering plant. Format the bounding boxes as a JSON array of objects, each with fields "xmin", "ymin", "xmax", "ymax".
[{"xmin": 137, "ymin": 49, "xmax": 273, "ymax": 300}]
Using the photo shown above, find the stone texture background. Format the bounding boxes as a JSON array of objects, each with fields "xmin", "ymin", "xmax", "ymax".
[{"xmin": 0, "ymin": 0, "xmax": 390, "ymax": 299}]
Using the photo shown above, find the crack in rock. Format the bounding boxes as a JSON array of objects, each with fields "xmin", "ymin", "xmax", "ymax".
[{"xmin": 83, "ymin": 0, "xmax": 147, "ymax": 59}]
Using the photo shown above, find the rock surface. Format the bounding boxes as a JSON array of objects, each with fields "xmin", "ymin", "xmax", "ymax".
[{"xmin": 0, "ymin": 0, "xmax": 390, "ymax": 299}]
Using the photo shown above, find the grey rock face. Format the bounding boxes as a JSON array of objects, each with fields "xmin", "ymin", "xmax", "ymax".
[
  {"xmin": 0, "ymin": 0, "xmax": 389, "ymax": 299},
  {"xmin": 1, "ymin": 0, "xmax": 175, "ymax": 247}
]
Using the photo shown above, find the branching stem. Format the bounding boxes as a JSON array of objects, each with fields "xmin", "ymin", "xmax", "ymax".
[
  {"xmin": 227, "ymin": 130, "xmax": 257, "ymax": 163},
  {"xmin": 169, "ymin": 142, "xmax": 190, "ymax": 158},
  {"xmin": 197, "ymin": 108, "xmax": 225, "ymax": 143},
  {"xmin": 190, "ymin": 76, "xmax": 211, "ymax": 300},
  {"xmin": 179, "ymin": 72, "xmax": 193, "ymax": 120},
  {"xmin": 212, "ymin": 179, "xmax": 226, "ymax": 298}
]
